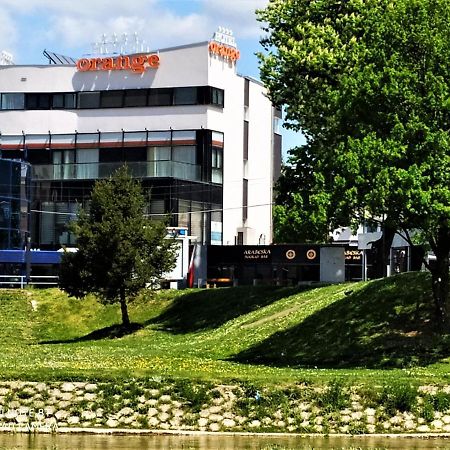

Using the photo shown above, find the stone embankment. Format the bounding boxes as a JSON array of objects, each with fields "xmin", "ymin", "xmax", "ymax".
[{"xmin": 1, "ymin": 380, "xmax": 450, "ymax": 434}]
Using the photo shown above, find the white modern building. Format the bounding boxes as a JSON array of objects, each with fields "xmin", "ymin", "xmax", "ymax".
[{"xmin": 0, "ymin": 31, "xmax": 281, "ymax": 252}]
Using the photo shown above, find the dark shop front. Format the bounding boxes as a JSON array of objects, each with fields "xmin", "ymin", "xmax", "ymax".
[{"xmin": 207, "ymin": 244, "xmax": 321, "ymax": 286}]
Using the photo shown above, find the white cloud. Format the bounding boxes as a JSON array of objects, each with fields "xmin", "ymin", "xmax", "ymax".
[
  {"xmin": 44, "ymin": 11, "xmax": 208, "ymax": 54},
  {"xmin": 1, "ymin": 0, "xmax": 269, "ymax": 60},
  {"xmin": 201, "ymin": 0, "xmax": 269, "ymax": 38},
  {"xmin": 0, "ymin": 10, "xmax": 18, "ymax": 54},
  {"xmin": 1, "ymin": 0, "xmax": 157, "ymax": 16}
]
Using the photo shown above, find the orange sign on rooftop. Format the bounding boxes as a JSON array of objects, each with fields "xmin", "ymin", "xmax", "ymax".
[
  {"xmin": 76, "ymin": 54, "xmax": 160, "ymax": 74},
  {"xmin": 209, "ymin": 27, "xmax": 240, "ymax": 63}
]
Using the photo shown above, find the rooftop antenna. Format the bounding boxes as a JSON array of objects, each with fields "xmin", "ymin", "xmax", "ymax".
[
  {"xmin": 100, "ymin": 33, "xmax": 108, "ymax": 55},
  {"xmin": 111, "ymin": 32, "xmax": 118, "ymax": 54},
  {"xmin": 86, "ymin": 32, "xmax": 148, "ymax": 57},
  {"xmin": 120, "ymin": 33, "xmax": 128, "ymax": 54},
  {"xmin": 0, "ymin": 51, "xmax": 14, "ymax": 65}
]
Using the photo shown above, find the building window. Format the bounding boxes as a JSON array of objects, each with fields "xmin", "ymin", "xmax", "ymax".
[
  {"xmin": 210, "ymin": 87, "xmax": 224, "ymax": 107},
  {"xmin": 148, "ymin": 146, "xmax": 171, "ymax": 161},
  {"xmin": 52, "ymin": 94, "xmax": 64, "ymax": 109},
  {"xmin": 244, "ymin": 78, "xmax": 250, "ymax": 107},
  {"xmin": 123, "ymin": 147, "xmax": 147, "ymax": 162},
  {"xmin": 1, "ymin": 93, "xmax": 25, "ymax": 110},
  {"xmin": 172, "ymin": 145, "xmax": 196, "ymax": 165},
  {"xmin": 26, "ymin": 93, "xmax": 51, "ymax": 109},
  {"xmin": 211, "ymin": 147, "xmax": 223, "ymax": 184},
  {"xmin": 76, "ymin": 148, "xmax": 99, "ymax": 179},
  {"xmin": 78, "ymin": 92, "xmax": 101, "ymax": 109},
  {"xmin": 147, "ymin": 147, "xmax": 171, "ymax": 177},
  {"xmin": 124, "ymin": 89, "xmax": 148, "ymax": 107},
  {"xmin": 174, "ymin": 87, "xmax": 198, "ymax": 105},
  {"xmin": 101, "ymin": 91, "xmax": 124, "ymax": 108},
  {"xmin": 27, "ymin": 149, "xmax": 52, "ymax": 165},
  {"xmin": 172, "ymin": 145, "xmax": 197, "ymax": 180},
  {"xmin": 64, "ymin": 93, "xmax": 77, "ymax": 109},
  {"xmin": 243, "ymin": 121, "xmax": 249, "ymax": 160},
  {"xmin": 273, "ymin": 133, "xmax": 282, "ymax": 183},
  {"xmin": 52, "ymin": 93, "xmax": 76, "ymax": 109},
  {"xmin": 0, "ymin": 86, "xmax": 224, "ymax": 110},
  {"xmin": 99, "ymin": 148, "xmax": 123, "ymax": 163},
  {"xmin": 148, "ymin": 88, "xmax": 172, "ymax": 106},
  {"xmin": 53, "ymin": 149, "xmax": 75, "ymax": 179},
  {"xmin": 243, "ymin": 178, "xmax": 248, "ymax": 223}
]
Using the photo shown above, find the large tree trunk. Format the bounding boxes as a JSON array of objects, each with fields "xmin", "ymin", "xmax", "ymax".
[
  {"xmin": 371, "ymin": 223, "xmax": 396, "ymax": 278},
  {"xmin": 430, "ymin": 227, "xmax": 450, "ymax": 331},
  {"xmin": 119, "ymin": 287, "xmax": 131, "ymax": 327}
]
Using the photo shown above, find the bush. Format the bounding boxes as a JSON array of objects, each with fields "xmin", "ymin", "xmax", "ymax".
[
  {"xmin": 379, "ymin": 383, "xmax": 417, "ymax": 415},
  {"xmin": 172, "ymin": 379, "xmax": 212, "ymax": 413},
  {"xmin": 427, "ymin": 391, "xmax": 450, "ymax": 412},
  {"xmin": 315, "ymin": 379, "xmax": 349, "ymax": 413}
]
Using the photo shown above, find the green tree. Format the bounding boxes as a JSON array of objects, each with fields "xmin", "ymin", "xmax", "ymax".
[
  {"xmin": 259, "ymin": 0, "xmax": 450, "ymax": 327},
  {"xmin": 59, "ymin": 166, "xmax": 178, "ymax": 327},
  {"xmin": 274, "ymin": 146, "xmax": 331, "ymax": 243}
]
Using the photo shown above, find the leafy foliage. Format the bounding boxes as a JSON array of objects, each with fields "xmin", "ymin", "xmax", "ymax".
[
  {"xmin": 258, "ymin": 0, "xmax": 450, "ymax": 325},
  {"xmin": 59, "ymin": 165, "xmax": 177, "ymax": 326},
  {"xmin": 379, "ymin": 383, "xmax": 418, "ymax": 415},
  {"xmin": 314, "ymin": 379, "xmax": 349, "ymax": 413}
]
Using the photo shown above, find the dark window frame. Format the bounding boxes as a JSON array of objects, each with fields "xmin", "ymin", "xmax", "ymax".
[{"xmin": 1, "ymin": 86, "xmax": 224, "ymax": 110}]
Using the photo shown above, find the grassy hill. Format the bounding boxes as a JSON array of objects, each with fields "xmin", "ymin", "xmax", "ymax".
[{"xmin": 0, "ymin": 271, "xmax": 449, "ymax": 384}]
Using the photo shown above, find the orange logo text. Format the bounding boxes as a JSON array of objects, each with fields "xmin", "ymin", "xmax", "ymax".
[
  {"xmin": 76, "ymin": 54, "xmax": 160, "ymax": 74},
  {"xmin": 208, "ymin": 42, "xmax": 240, "ymax": 62}
]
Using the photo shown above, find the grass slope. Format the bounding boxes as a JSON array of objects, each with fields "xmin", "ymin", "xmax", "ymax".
[{"xmin": 0, "ymin": 272, "xmax": 448, "ymax": 384}]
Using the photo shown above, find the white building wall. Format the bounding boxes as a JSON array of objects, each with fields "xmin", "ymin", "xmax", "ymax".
[
  {"xmin": 245, "ymin": 80, "xmax": 274, "ymax": 245},
  {"xmin": 207, "ymin": 56, "xmax": 275, "ymax": 245},
  {"xmin": 207, "ymin": 55, "xmax": 245, "ymax": 245},
  {"xmin": 0, "ymin": 106, "xmax": 211, "ymax": 135}
]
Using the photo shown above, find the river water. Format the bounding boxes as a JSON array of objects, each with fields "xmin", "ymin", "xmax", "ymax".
[{"xmin": 0, "ymin": 433, "xmax": 450, "ymax": 450}]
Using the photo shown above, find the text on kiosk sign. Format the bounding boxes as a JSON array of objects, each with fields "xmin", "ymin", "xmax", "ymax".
[{"xmin": 76, "ymin": 54, "xmax": 160, "ymax": 74}]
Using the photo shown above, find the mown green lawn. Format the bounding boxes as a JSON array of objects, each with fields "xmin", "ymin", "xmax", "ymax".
[{"xmin": 0, "ymin": 272, "xmax": 449, "ymax": 385}]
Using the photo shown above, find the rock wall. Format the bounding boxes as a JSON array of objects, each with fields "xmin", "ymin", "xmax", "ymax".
[{"xmin": 0, "ymin": 380, "xmax": 450, "ymax": 434}]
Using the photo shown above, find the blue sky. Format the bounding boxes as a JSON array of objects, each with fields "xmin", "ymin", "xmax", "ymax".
[{"xmin": 0, "ymin": 0, "xmax": 304, "ymax": 158}]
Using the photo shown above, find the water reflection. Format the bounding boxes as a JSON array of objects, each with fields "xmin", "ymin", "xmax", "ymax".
[{"xmin": 0, "ymin": 433, "xmax": 450, "ymax": 450}]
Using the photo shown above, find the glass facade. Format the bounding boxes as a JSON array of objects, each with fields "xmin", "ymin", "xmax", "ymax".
[
  {"xmin": 0, "ymin": 129, "xmax": 224, "ymax": 249},
  {"xmin": 0, "ymin": 159, "xmax": 30, "ymax": 249}
]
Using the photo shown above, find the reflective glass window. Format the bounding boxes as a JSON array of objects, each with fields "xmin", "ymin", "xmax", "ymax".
[
  {"xmin": 124, "ymin": 90, "xmax": 148, "ymax": 107},
  {"xmin": 1, "ymin": 93, "xmax": 25, "ymax": 110},
  {"xmin": 78, "ymin": 92, "xmax": 100, "ymax": 108},
  {"xmin": 101, "ymin": 91, "xmax": 124, "ymax": 108},
  {"xmin": 174, "ymin": 87, "xmax": 197, "ymax": 105},
  {"xmin": 148, "ymin": 88, "xmax": 172, "ymax": 106}
]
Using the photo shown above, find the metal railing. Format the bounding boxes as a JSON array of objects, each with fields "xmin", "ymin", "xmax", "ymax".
[
  {"xmin": 0, "ymin": 275, "xmax": 58, "ymax": 288},
  {"xmin": 32, "ymin": 161, "xmax": 204, "ymax": 182}
]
